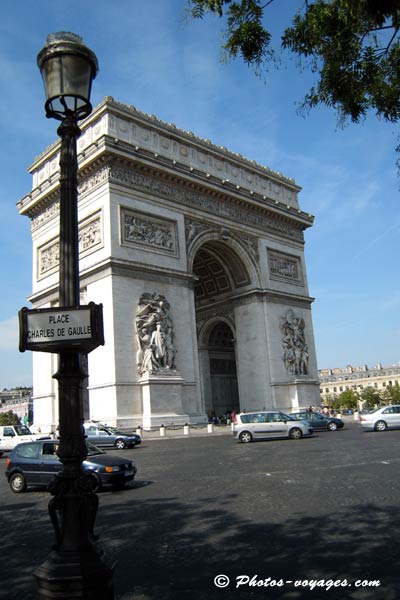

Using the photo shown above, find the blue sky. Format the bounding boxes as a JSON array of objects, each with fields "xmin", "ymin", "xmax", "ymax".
[{"xmin": 1, "ymin": 0, "xmax": 399, "ymax": 388}]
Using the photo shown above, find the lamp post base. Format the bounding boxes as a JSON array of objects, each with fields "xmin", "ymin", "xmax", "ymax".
[{"xmin": 35, "ymin": 547, "xmax": 115, "ymax": 599}]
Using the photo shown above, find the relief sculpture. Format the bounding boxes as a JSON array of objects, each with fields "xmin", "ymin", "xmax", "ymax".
[
  {"xmin": 136, "ymin": 293, "xmax": 177, "ymax": 375},
  {"xmin": 280, "ymin": 309, "xmax": 309, "ymax": 376}
]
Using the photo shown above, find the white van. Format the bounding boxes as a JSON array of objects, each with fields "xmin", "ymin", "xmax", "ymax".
[{"xmin": 0, "ymin": 425, "xmax": 52, "ymax": 454}]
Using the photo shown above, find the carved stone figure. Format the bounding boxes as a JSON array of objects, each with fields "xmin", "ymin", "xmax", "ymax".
[
  {"xmin": 136, "ymin": 293, "xmax": 177, "ymax": 375},
  {"xmin": 280, "ymin": 309, "xmax": 308, "ymax": 376}
]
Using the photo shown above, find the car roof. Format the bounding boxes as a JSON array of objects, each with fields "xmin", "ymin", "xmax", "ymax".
[{"xmin": 237, "ymin": 410, "xmax": 289, "ymax": 415}]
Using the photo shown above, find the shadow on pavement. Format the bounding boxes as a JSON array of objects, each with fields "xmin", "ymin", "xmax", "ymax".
[{"xmin": 2, "ymin": 493, "xmax": 400, "ymax": 599}]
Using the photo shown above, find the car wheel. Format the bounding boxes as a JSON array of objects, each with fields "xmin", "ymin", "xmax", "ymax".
[
  {"xmin": 10, "ymin": 472, "xmax": 27, "ymax": 493},
  {"xmin": 239, "ymin": 431, "xmax": 253, "ymax": 443},
  {"xmin": 289, "ymin": 427, "xmax": 303, "ymax": 440},
  {"xmin": 374, "ymin": 420, "xmax": 387, "ymax": 432},
  {"xmin": 327, "ymin": 421, "xmax": 338, "ymax": 431},
  {"xmin": 89, "ymin": 473, "xmax": 102, "ymax": 493},
  {"xmin": 115, "ymin": 438, "xmax": 126, "ymax": 450}
]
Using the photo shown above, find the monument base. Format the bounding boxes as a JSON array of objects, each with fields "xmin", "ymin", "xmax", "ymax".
[
  {"xmin": 271, "ymin": 379, "xmax": 321, "ymax": 412},
  {"xmin": 139, "ymin": 371, "xmax": 193, "ymax": 428}
]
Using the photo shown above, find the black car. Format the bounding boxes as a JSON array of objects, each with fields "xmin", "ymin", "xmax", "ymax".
[
  {"xmin": 5, "ymin": 440, "xmax": 136, "ymax": 493},
  {"xmin": 291, "ymin": 411, "xmax": 344, "ymax": 431}
]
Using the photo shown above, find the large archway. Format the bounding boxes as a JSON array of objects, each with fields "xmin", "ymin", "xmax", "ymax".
[{"xmin": 192, "ymin": 239, "xmax": 255, "ymax": 418}]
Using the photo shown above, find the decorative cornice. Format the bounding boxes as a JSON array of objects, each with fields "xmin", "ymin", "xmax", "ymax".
[
  {"xmin": 107, "ymin": 164, "xmax": 306, "ymax": 243},
  {"xmin": 99, "ymin": 96, "xmax": 299, "ymax": 188}
]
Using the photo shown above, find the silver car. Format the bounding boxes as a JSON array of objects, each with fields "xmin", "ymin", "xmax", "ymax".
[
  {"xmin": 359, "ymin": 405, "xmax": 400, "ymax": 431},
  {"xmin": 84, "ymin": 424, "xmax": 141, "ymax": 449},
  {"xmin": 233, "ymin": 411, "xmax": 313, "ymax": 443}
]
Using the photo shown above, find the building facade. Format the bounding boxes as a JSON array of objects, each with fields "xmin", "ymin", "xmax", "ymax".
[
  {"xmin": 0, "ymin": 389, "xmax": 33, "ymax": 424},
  {"xmin": 319, "ymin": 363, "xmax": 400, "ymax": 399},
  {"xmin": 18, "ymin": 97, "xmax": 320, "ymax": 430}
]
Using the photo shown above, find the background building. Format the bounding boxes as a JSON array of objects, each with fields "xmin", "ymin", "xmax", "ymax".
[
  {"xmin": 18, "ymin": 97, "xmax": 320, "ymax": 431},
  {"xmin": 319, "ymin": 363, "xmax": 400, "ymax": 400},
  {"xmin": 0, "ymin": 388, "xmax": 33, "ymax": 423}
]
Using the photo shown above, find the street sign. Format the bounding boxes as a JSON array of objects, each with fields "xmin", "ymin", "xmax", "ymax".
[{"xmin": 19, "ymin": 303, "xmax": 105, "ymax": 353}]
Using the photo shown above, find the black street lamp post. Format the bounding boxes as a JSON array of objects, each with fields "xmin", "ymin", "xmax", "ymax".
[{"xmin": 34, "ymin": 32, "xmax": 114, "ymax": 599}]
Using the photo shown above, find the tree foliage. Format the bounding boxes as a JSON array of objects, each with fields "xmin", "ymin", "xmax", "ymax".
[
  {"xmin": 381, "ymin": 382, "xmax": 400, "ymax": 404},
  {"xmin": 359, "ymin": 385, "xmax": 382, "ymax": 409},
  {"xmin": 188, "ymin": 1, "xmax": 400, "ymax": 131},
  {"xmin": 0, "ymin": 411, "xmax": 20, "ymax": 426},
  {"xmin": 334, "ymin": 388, "xmax": 360, "ymax": 409}
]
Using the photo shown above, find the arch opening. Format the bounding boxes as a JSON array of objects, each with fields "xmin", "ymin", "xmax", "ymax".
[
  {"xmin": 206, "ymin": 321, "xmax": 239, "ymax": 420},
  {"xmin": 192, "ymin": 240, "xmax": 251, "ymax": 419}
]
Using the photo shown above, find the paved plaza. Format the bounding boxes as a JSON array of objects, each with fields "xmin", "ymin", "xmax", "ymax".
[{"xmin": 1, "ymin": 421, "xmax": 400, "ymax": 599}]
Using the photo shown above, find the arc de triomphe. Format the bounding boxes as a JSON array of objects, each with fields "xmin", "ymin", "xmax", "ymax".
[{"xmin": 18, "ymin": 97, "xmax": 320, "ymax": 430}]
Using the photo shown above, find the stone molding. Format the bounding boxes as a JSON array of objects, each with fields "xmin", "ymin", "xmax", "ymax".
[
  {"xmin": 103, "ymin": 98, "xmax": 300, "ymax": 203},
  {"xmin": 106, "ymin": 165, "xmax": 304, "ymax": 242},
  {"xmin": 185, "ymin": 219, "xmax": 260, "ymax": 265},
  {"xmin": 31, "ymin": 200, "xmax": 60, "ymax": 231},
  {"xmin": 196, "ymin": 305, "xmax": 235, "ymax": 339}
]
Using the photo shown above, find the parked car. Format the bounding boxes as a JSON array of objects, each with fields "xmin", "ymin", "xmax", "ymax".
[
  {"xmin": 291, "ymin": 411, "xmax": 344, "ymax": 431},
  {"xmin": 0, "ymin": 424, "xmax": 52, "ymax": 454},
  {"xmin": 84, "ymin": 424, "xmax": 141, "ymax": 449},
  {"xmin": 359, "ymin": 405, "xmax": 400, "ymax": 431},
  {"xmin": 5, "ymin": 439, "xmax": 136, "ymax": 493},
  {"xmin": 233, "ymin": 411, "xmax": 313, "ymax": 443}
]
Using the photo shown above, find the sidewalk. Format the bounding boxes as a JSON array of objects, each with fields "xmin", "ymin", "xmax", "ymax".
[{"xmin": 131, "ymin": 423, "xmax": 233, "ymax": 441}]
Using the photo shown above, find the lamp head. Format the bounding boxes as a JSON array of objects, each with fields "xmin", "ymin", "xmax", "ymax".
[{"xmin": 37, "ymin": 32, "xmax": 98, "ymax": 121}]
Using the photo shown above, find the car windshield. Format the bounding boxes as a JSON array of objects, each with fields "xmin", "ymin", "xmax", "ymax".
[
  {"xmin": 107, "ymin": 427, "xmax": 125, "ymax": 434},
  {"xmin": 87, "ymin": 442, "xmax": 105, "ymax": 456},
  {"xmin": 280, "ymin": 412, "xmax": 295, "ymax": 421},
  {"xmin": 14, "ymin": 425, "xmax": 32, "ymax": 435}
]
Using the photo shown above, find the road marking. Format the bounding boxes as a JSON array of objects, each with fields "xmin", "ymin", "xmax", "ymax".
[{"xmin": 258, "ymin": 457, "xmax": 400, "ymax": 477}]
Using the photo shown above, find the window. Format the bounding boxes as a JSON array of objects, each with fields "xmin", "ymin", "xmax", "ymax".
[
  {"xmin": 42, "ymin": 442, "xmax": 58, "ymax": 457},
  {"xmin": 3, "ymin": 427, "xmax": 15, "ymax": 437},
  {"xmin": 267, "ymin": 413, "xmax": 286, "ymax": 423},
  {"xmin": 16, "ymin": 443, "xmax": 39, "ymax": 459}
]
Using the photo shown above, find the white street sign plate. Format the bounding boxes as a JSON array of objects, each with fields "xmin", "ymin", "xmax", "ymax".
[
  {"xmin": 26, "ymin": 308, "xmax": 92, "ymax": 343},
  {"xmin": 19, "ymin": 303, "xmax": 104, "ymax": 353}
]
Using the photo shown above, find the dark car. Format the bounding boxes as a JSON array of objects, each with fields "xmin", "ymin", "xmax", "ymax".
[
  {"xmin": 5, "ymin": 440, "xmax": 136, "ymax": 493},
  {"xmin": 291, "ymin": 411, "xmax": 344, "ymax": 431},
  {"xmin": 84, "ymin": 424, "xmax": 141, "ymax": 449}
]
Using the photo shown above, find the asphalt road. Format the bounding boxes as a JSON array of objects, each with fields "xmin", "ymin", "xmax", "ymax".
[{"xmin": 1, "ymin": 422, "xmax": 400, "ymax": 600}]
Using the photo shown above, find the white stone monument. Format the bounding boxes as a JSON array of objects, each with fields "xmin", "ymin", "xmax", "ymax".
[{"xmin": 18, "ymin": 97, "xmax": 320, "ymax": 430}]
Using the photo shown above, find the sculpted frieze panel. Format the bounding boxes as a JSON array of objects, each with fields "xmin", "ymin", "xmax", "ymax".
[
  {"xmin": 38, "ymin": 212, "xmax": 103, "ymax": 278},
  {"xmin": 38, "ymin": 239, "xmax": 59, "ymax": 278},
  {"xmin": 135, "ymin": 293, "xmax": 177, "ymax": 375},
  {"xmin": 280, "ymin": 309, "xmax": 309, "ymax": 377},
  {"xmin": 121, "ymin": 207, "xmax": 178, "ymax": 256},
  {"xmin": 268, "ymin": 250, "xmax": 303, "ymax": 286}
]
